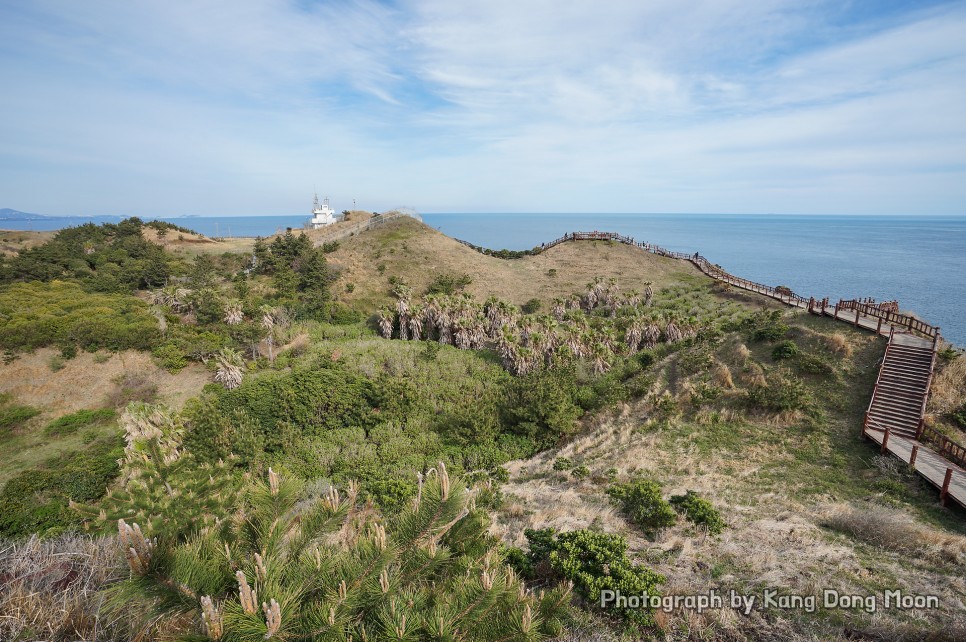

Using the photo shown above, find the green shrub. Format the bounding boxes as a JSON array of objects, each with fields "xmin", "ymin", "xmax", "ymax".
[
  {"xmin": 572, "ymin": 465, "xmax": 590, "ymax": 479},
  {"xmin": 0, "ymin": 403, "xmax": 40, "ymax": 432},
  {"xmin": 0, "ymin": 434, "xmax": 123, "ymax": 537},
  {"xmin": 669, "ymin": 490, "xmax": 726, "ymax": 535},
  {"xmin": 771, "ymin": 340, "xmax": 799, "ymax": 360},
  {"xmin": 0, "ymin": 281, "xmax": 160, "ymax": 353},
  {"xmin": 743, "ymin": 310, "xmax": 788, "ymax": 342},
  {"xmin": 425, "ymin": 272, "xmax": 473, "ymax": 295},
  {"xmin": 521, "ymin": 298, "xmax": 542, "ymax": 314},
  {"xmin": 952, "ymin": 404, "xmax": 966, "ymax": 429},
  {"xmin": 607, "ymin": 478, "xmax": 677, "ymax": 535},
  {"xmin": 552, "ymin": 457, "xmax": 573, "ymax": 471},
  {"xmin": 44, "ymin": 408, "xmax": 116, "ymax": 437},
  {"xmin": 520, "ymin": 528, "xmax": 664, "ymax": 626},
  {"xmin": 795, "ymin": 351, "xmax": 835, "ymax": 376},
  {"xmin": 152, "ymin": 342, "xmax": 189, "ymax": 371},
  {"xmin": 501, "ymin": 368, "xmax": 581, "ymax": 448},
  {"xmin": 48, "ymin": 354, "xmax": 66, "ymax": 371},
  {"xmin": 747, "ymin": 372, "xmax": 811, "ymax": 413}
]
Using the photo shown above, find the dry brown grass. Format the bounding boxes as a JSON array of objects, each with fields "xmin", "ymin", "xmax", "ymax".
[
  {"xmin": 0, "ymin": 349, "xmax": 210, "ymax": 486},
  {"xmin": 326, "ymin": 217, "xmax": 707, "ymax": 310},
  {"xmin": 929, "ymin": 355, "xmax": 966, "ymax": 417},
  {"xmin": 821, "ymin": 503, "xmax": 966, "ymax": 565},
  {"xmin": 0, "ymin": 535, "xmax": 127, "ymax": 641},
  {"xmin": 823, "ymin": 332, "xmax": 853, "ymax": 357},
  {"xmin": 713, "ymin": 362, "xmax": 735, "ymax": 389},
  {"xmin": 0, "ymin": 229, "xmax": 57, "ymax": 256}
]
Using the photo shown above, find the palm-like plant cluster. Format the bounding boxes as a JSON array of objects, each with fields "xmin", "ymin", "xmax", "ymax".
[
  {"xmin": 107, "ymin": 465, "xmax": 570, "ymax": 641},
  {"xmin": 378, "ymin": 278, "xmax": 696, "ymax": 375}
]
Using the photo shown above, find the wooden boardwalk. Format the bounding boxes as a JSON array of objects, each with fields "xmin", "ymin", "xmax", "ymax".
[{"xmin": 864, "ymin": 426, "xmax": 966, "ymax": 510}]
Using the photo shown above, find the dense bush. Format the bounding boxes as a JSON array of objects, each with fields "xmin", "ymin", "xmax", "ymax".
[
  {"xmin": 772, "ymin": 340, "xmax": 799, "ymax": 360},
  {"xmin": 606, "ymin": 478, "xmax": 677, "ymax": 535},
  {"xmin": 521, "ymin": 297, "xmax": 542, "ymax": 314},
  {"xmin": 952, "ymin": 404, "xmax": 966, "ymax": 429},
  {"xmin": 743, "ymin": 309, "xmax": 789, "ymax": 342},
  {"xmin": 515, "ymin": 527, "xmax": 664, "ymax": 626},
  {"xmin": 500, "ymin": 368, "xmax": 582, "ymax": 449},
  {"xmin": 0, "ymin": 281, "xmax": 160, "ymax": 352},
  {"xmin": 0, "ymin": 434, "xmax": 123, "ymax": 537},
  {"xmin": 669, "ymin": 490, "xmax": 726, "ymax": 535},
  {"xmin": 425, "ymin": 271, "xmax": 473, "ymax": 295},
  {"xmin": 747, "ymin": 371, "xmax": 812, "ymax": 413}
]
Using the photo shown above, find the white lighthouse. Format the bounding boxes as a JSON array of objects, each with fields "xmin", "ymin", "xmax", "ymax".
[{"xmin": 309, "ymin": 194, "xmax": 341, "ymax": 228}]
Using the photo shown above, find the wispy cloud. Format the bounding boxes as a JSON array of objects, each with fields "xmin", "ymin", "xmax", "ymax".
[{"xmin": 0, "ymin": 0, "xmax": 964, "ymax": 215}]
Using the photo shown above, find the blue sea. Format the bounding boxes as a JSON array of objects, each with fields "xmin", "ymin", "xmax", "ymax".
[{"xmin": 4, "ymin": 213, "xmax": 965, "ymax": 346}]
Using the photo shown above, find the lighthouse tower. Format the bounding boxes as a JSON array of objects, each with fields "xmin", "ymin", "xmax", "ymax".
[{"xmin": 309, "ymin": 194, "xmax": 340, "ymax": 228}]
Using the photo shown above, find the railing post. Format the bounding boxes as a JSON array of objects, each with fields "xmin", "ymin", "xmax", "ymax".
[
  {"xmin": 915, "ymin": 420, "xmax": 924, "ymax": 441},
  {"xmin": 855, "ymin": 308, "xmax": 861, "ymax": 327},
  {"xmin": 909, "ymin": 445, "xmax": 919, "ymax": 467},
  {"xmin": 876, "ymin": 317, "xmax": 882, "ymax": 335},
  {"xmin": 881, "ymin": 428, "xmax": 890, "ymax": 454},
  {"xmin": 940, "ymin": 468, "xmax": 953, "ymax": 506}
]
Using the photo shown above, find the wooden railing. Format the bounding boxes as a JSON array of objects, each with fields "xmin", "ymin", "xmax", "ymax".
[
  {"xmin": 836, "ymin": 299, "xmax": 940, "ymax": 338},
  {"xmin": 921, "ymin": 425, "xmax": 966, "ymax": 469}
]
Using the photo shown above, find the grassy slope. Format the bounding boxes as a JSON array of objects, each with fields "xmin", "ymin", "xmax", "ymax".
[
  {"xmin": 495, "ymin": 311, "xmax": 966, "ymax": 639},
  {"xmin": 0, "ymin": 349, "xmax": 208, "ymax": 486}
]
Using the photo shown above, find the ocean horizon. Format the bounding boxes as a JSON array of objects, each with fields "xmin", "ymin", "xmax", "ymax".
[{"xmin": 4, "ymin": 212, "xmax": 965, "ymax": 346}]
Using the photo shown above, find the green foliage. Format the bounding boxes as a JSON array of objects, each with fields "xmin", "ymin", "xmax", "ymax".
[
  {"xmin": 2, "ymin": 219, "xmax": 171, "ymax": 291},
  {"xmin": 552, "ymin": 457, "xmax": 573, "ymax": 471},
  {"xmin": 606, "ymin": 479, "xmax": 677, "ymax": 535},
  {"xmin": 772, "ymin": 340, "xmax": 799, "ymax": 360},
  {"xmin": 572, "ymin": 465, "xmax": 590, "ymax": 480},
  {"xmin": 951, "ymin": 403, "xmax": 966, "ymax": 430},
  {"xmin": 794, "ymin": 351, "xmax": 836, "ymax": 376},
  {"xmin": 669, "ymin": 491, "xmax": 726, "ymax": 535},
  {"xmin": 0, "ymin": 434, "xmax": 123, "ymax": 537},
  {"xmin": 742, "ymin": 309, "xmax": 789, "ymax": 342},
  {"xmin": 521, "ymin": 298, "xmax": 542, "ymax": 314},
  {"xmin": 106, "ymin": 466, "xmax": 570, "ymax": 641},
  {"xmin": 215, "ymin": 365, "xmax": 382, "ymax": 450},
  {"xmin": 501, "ymin": 369, "xmax": 582, "ymax": 449},
  {"xmin": 519, "ymin": 528, "xmax": 664, "ymax": 626},
  {"xmin": 0, "ymin": 281, "xmax": 160, "ymax": 352},
  {"xmin": 44, "ymin": 408, "xmax": 116, "ymax": 437},
  {"xmin": 152, "ymin": 342, "xmax": 189, "ymax": 371},
  {"xmin": 747, "ymin": 370, "xmax": 812, "ymax": 413},
  {"xmin": 425, "ymin": 272, "xmax": 473, "ymax": 295},
  {"xmin": 74, "ymin": 403, "xmax": 240, "ymax": 539},
  {"xmin": 0, "ymin": 402, "xmax": 40, "ymax": 433}
]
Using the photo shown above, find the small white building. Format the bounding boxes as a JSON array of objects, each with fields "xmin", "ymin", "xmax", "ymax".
[{"xmin": 309, "ymin": 194, "xmax": 342, "ymax": 228}]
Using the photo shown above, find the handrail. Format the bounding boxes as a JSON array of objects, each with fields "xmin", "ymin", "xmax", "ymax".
[
  {"xmin": 837, "ymin": 299, "xmax": 939, "ymax": 338},
  {"xmin": 921, "ymin": 426, "xmax": 966, "ymax": 469},
  {"xmin": 451, "ymin": 229, "xmax": 939, "ymax": 341}
]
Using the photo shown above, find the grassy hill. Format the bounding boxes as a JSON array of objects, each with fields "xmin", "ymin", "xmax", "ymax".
[{"xmin": 327, "ymin": 216, "xmax": 720, "ymax": 310}]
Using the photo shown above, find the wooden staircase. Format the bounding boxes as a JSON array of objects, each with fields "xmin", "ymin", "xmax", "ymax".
[{"xmin": 865, "ymin": 330, "xmax": 937, "ymax": 440}]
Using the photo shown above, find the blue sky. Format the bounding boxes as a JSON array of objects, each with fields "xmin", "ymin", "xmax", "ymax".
[{"xmin": 1, "ymin": 0, "xmax": 965, "ymax": 216}]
